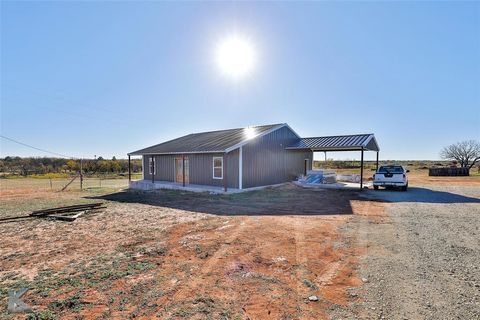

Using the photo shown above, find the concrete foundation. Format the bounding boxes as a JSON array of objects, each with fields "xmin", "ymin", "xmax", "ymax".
[{"xmin": 129, "ymin": 180, "xmax": 285, "ymax": 194}]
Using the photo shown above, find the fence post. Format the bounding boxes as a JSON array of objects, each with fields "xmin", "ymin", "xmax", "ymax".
[{"xmin": 79, "ymin": 158, "xmax": 83, "ymax": 190}]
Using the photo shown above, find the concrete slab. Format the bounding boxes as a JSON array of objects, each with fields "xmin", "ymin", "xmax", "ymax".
[
  {"xmin": 129, "ymin": 180, "xmax": 285, "ymax": 194},
  {"xmin": 293, "ymin": 180, "xmax": 372, "ymax": 190}
]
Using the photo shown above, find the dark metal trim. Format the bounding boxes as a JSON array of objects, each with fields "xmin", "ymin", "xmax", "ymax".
[
  {"xmin": 128, "ymin": 155, "xmax": 131, "ymax": 182},
  {"xmin": 182, "ymin": 155, "xmax": 185, "ymax": 187},
  {"xmin": 360, "ymin": 147, "xmax": 364, "ymax": 190}
]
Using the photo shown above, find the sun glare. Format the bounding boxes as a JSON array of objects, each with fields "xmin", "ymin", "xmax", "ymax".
[
  {"xmin": 216, "ymin": 35, "xmax": 256, "ymax": 79},
  {"xmin": 244, "ymin": 126, "xmax": 256, "ymax": 140}
]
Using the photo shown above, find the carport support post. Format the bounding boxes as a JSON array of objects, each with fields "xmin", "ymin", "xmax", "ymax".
[
  {"xmin": 182, "ymin": 155, "xmax": 185, "ymax": 187},
  {"xmin": 360, "ymin": 148, "xmax": 364, "ymax": 190},
  {"xmin": 128, "ymin": 155, "xmax": 131, "ymax": 182},
  {"xmin": 376, "ymin": 151, "xmax": 379, "ymax": 171}
]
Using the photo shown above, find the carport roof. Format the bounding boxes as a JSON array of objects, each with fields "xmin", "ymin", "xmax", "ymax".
[{"xmin": 286, "ymin": 134, "xmax": 379, "ymax": 152}]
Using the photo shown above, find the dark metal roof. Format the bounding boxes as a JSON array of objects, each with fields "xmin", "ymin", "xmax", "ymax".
[
  {"xmin": 286, "ymin": 134, "xmax": 379, "ymax": 152},
  {"xmin": 129, "ymin": 123, "xmax": 285, "ymax": 155}
]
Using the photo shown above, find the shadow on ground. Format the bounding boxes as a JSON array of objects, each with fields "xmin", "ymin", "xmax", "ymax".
[
  {"xmin": 366, "ymin": 187, "xmax": 480, "ymax": 204},
  {"xmin": 89, "ymin": 184, "xmax": 362, "ymax": 216}
]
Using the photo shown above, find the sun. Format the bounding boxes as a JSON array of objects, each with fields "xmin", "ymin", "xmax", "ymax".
[{"xmin": 216, "ymin": 35, "xmax": 256, "ymax": 79}]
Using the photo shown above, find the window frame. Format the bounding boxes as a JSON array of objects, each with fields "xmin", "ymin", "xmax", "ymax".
[{"xmin": 212, "ymin": 156, "xmax": 223, "ymax": 179}]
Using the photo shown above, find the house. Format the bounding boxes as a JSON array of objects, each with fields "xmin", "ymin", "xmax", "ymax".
[{"xmin": 128, "ymin": 123, "xmax": 379, "ymax": 192}]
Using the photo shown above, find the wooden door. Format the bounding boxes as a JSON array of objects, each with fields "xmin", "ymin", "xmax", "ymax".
[{"xmin": 175, "ymin": 158, "xmax": 189, "ymax": 184}]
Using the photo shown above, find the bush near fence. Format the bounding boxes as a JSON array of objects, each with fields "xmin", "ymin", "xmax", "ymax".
[{"xmin": 428, "ymin": 167, "xmax": 469, "ymax": 176}]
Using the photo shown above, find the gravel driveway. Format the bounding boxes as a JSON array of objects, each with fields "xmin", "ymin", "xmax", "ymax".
[{"xmin": 334, "ymin": 185, "xmax": 480, "ymax": 319}]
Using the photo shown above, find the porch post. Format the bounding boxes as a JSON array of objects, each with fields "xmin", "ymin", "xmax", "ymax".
[
  {"xmin": 376, "ymin": 151, "xmax": 379, "ymax": 171},
  {"xmin": 151, "ymin": 156, "xmax": 155, "ymax": 184},
  {"xmin": 324, "ymin": 151, "xmax": 327, "ymax": 162},
  {"xmin": 182, "ymin": 155, "xmax": 185, "ymax": 187},
  {"xmin": 224, "ymin": 153, "xmax": 228, "ymax": 192},
  {"xmin": 128, "ymin": 155, "xmax": 131, "ymax": 182},
  {"xmin": 360, "ymin": 148, "xmax": 364, "ymax": 190}
]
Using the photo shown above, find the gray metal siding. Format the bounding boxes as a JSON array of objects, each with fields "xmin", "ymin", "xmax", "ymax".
[
  {"xmin": 242, "ymin": 126, "xmax": 313, "ymax": 188},
  {"xmin": 143, "ymin": 155, "xmax": 176, "ymax": 182},
  {"xmin": 187, "ymin": 151, "xmax": 238, "ymax": 188},
  {"xmin": 143, "ymin": 151, "xmax": 239, "ymax": 188}
]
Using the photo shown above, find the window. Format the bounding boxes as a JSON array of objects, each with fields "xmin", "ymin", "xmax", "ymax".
[
  {"xmin": 213, "ymin": 157, "xmax": 223, "ymax": 179},
  {"xmin": 149, "ymin": 157, "xmax": 156, "ymax": 174},
  {"xmin": 378, "ymin": 166, "xmax": 404, "ymax": 174}
]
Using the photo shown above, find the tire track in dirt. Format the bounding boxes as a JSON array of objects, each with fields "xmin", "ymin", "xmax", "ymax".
[{"xmin": 158, "ymin": 217, "xmax": 252, "ymax": 317}]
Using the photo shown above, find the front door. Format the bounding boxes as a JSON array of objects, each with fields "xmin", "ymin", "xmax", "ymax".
[{"xmin": 175, "ymin": 158, "xmax": 189, "ymax": 184}]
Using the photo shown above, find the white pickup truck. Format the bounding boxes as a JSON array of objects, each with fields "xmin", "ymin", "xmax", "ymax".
[{"xmin": 373, "ymin": 165, "xmax": 409, "ymax": 191}]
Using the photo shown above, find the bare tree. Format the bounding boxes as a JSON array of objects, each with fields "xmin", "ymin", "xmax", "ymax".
[{"xmin": 440, "ymin": 140, "xmax": 480, "ymax": 169}]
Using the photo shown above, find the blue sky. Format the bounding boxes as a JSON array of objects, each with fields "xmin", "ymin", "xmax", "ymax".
[{"xmin": 1, "ymin": 1, "xmax": 479, "ymax": 161}]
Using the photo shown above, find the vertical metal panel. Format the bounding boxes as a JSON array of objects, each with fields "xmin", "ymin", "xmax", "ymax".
[
  {"xmin": 226, "ymin": 149, "xmax": 239, "ymax": 189},
  {"xmin": 242, "ymin": 126, "xmax": 313, "ymax": 188},
  {"xmin": 180, "ymin": 151, "xmax": 239, "ymax": 188},
  {"xmin": 143, "ymin": 155, "xmax": 175, "ymax": 182}
]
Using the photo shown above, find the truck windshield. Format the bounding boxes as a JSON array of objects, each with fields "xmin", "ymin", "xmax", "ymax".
[{"xmin": 378, "ymin": 166, "xmax": 404, "ymax": 174}]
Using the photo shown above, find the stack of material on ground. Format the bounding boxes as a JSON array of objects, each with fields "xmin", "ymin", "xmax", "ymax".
[
  {"xmin": 299, "ymin": 170, "xmax": 337, "ymax": 184},
  {"xmin": 336, "ymin": 174, "xmax": 361, "ymax": 183},
  {"xmin": 30, "ymin": 203, "xmax": 105, "ymax": 221},
  {"xmin": 0, "ymin": 203, "xmax": 105, "ymax": 223}
]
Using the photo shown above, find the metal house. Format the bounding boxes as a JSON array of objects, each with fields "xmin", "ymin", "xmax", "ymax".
[{"xmin": 127, "ymin": 123, "xmax": 379, "ymax": 192}]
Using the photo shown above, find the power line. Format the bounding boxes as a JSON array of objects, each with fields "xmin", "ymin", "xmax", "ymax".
[{"xmin": 0, "ymin": 135, "xmax": 73, "ymax": 158}]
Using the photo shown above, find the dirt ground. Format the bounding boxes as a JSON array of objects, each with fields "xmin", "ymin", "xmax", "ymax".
[
  {"xmin": 334, "ymin": 184, "xmax": 480, "ymax": 319},
  {"xmin": 0, "ymin": 172, "xmax": 478, "ymax": 319},
  {"xmin": 0, "ymin": 181, "xmax": 386, "ymax": 320}
]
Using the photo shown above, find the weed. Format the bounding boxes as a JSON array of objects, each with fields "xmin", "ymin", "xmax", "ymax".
[
  {"xmin": 302, "ymin": 279, "xmax": 317, "ymax": 290},
  {"xmin": 117, "ymin": 297, "xmax": 130, "ymax": 311},
  {"xmin": 194, "ymin": 244, "xmax": 209, "ymax": 259},
  {"xmin": 144, "ymin": 246, "xmax": 168, "ymax": 256},
  {"xmin": 49, "ymin": 293, "xmax": 84, "ymax": 312},
  {"xmin": 127, "ymin": 261, "xmax": 155, "ymax": 272},
  {"xmin": 172, "ymin": 308, "xmax": 193, "ymax": 318},
  {"xmin": 26, "ymin": 310, "xmax": 56, "ymax": 320}
]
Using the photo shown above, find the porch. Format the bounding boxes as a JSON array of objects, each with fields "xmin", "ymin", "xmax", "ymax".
[{"xmin": 129, "ymin": 179, "xmax": 270, "ymax": 194}]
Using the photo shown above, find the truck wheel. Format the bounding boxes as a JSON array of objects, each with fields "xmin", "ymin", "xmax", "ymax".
[
  {"xmin": 402, "ymin": 185, "xmax": 408, "ymax": 191},
  {"xmin": 374, "ymin": 185, "xmax": 379, "ymax": 190}
]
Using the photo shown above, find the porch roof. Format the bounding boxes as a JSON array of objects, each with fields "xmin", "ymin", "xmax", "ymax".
[{"xmin": 285, "ymin": 134, "xmax": 379, "ymax": 152}]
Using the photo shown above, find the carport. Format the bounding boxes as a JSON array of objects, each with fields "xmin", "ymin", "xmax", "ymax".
[{"xmin": 286, "ymin": 134, "xmax": 380, "ymax": 189}]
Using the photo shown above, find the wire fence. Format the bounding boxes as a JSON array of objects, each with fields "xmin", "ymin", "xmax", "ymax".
[{"xmin": 0, "ymin": 177, "xmax": 130, "ymax": 192}]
